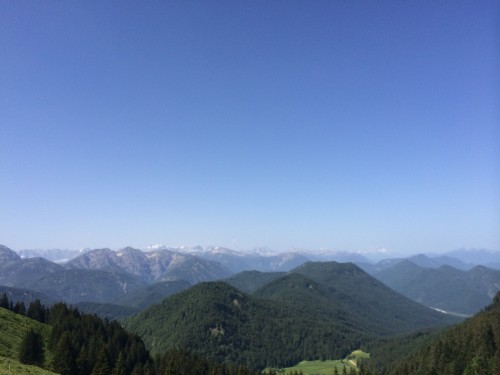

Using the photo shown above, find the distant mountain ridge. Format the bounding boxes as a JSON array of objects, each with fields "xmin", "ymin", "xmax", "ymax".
[
  {"xmin": 65, "ymin": 247, "xmax": 232, "ymax": 284},
  {"xmin": 0, "ymin": 245, "xmax": 232, "ymax": 306},
  {"xmin": 373, "ymin": 260, "xmax": 500, "ymax": 314},
  {"xmin": 12, "ymin": 244, "xmax": 499, "ymax": 272}
]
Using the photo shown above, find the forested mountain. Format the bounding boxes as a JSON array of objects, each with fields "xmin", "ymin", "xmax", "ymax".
[
  {"xmin": 0, "ymin": 299, "xmax": 153, "ymax": 374},
  {"xmin": 291, "ymin": 262, "xmax": 458, "ymax": 333},
  {"xmin": 356, "ymin": 253, "xmax": 474, "ymax": 275},
  {"xmin": 0, "ymin": 244, "xmax": 230, "ymax": 306},
  {"xmin": 112, "ymin": 280, "xmax": 192, "ymax": 309},
  {"xmin": 23, "ymin": 269, "xmax": 147, "ymax": 304},
  {"xmin": 0, "ymin": 285, "xmax": 57, "ymax": 307},
  {"xmin": 225, "ymin": 270, "xmax": 285, "ymax": 293},
  {"xmin": 125, "ymin": 281, "xmax": 367, "ymax": 369},
  {"xmin": 374, "ymin": 260, "xmax": 500, "ymax": 315},
  {"xmin": 406, "ymin": 254, "xmax": 472, "ymax": 270},
  {"xmin": 444, "ymin": 248, "xmax": 500, "ymax": 269},
  {"xmin": 0, "ymin": 296, "xmax": 259, "ymax": 375},
  {"xmin": 125, "ymin": 262, "xmax": 458, "ymax": 369},
  {"xmin": 388, "ymin": 292, "xmax": 500, "ymax": 375},
  {"xmin": 73, "ymin": 301, "xmax": 140, "ymax": 321},
  {"xmin": 0, "ymin": 255, "xmax": 64, "ymax": 287}
]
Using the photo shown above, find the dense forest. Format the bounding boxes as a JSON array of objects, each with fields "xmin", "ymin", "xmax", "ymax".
[
  {"xmin": 1, "ymin": 290, "xmax": 499, "ymax": 375},
  {"xmin": 0, "ymin": 294, "xmax": 259, "ymax": 375},
  {"xmin": 125, "ymin": 265, "xmax": 457, "ymax": 370},
  {"xmin": 387, "ymin": 292, "xmax": 500, "ymax": 375}
]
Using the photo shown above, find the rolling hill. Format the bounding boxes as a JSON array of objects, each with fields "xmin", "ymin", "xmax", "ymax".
[
  {"xmin": 0, "ymin": 285, "xmax": 57, "ymax": 307},
  {"xmin": 24, "ymin": 269, "xmax": 147, "ymax": 304},
  {"xmin": 374, "ymin": 260, "xmax": 500, "ymax": 315},
  {"xmin": 290, "ymin": 262, "xmax": 459, "ymax": 334},
  {"xmin": 112, "ymin": 279, "xmax": 192, "ymax": 309},
  {"xmin": 225, "ymin": 270, "xmax": 285, "ymax": 293},
  {"xmin": 388, "ymin": 292, "xmax": 500, "ymax": 375},
  {"xmin": 125, "ymin": 281, "xmax": 368, "ymax": 369},
  {"xmin": 125, "ymin": 262, "xmax": 458, "ymax": 369},
  {"xmin": 0, "ymin": 307, "xmax": 58, "ymax": 375}
]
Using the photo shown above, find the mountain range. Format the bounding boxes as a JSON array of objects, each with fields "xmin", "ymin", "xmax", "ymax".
[
  {"xmin": 373, "ymin": 260, "xmax": 500, "ymax": 315},
  {"xmin": 125, "ymin": 261, "xmax": 459, "ymax": 369},
  {"xmin": 0, "ymin": 245, "xmax": 230, "ymax": 306},
  {"xmin": 1, "ymin": 244, "xmax": 499, "ymax": 318}
]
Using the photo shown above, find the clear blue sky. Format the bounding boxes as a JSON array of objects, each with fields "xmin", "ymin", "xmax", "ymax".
[{"xmin": 1, "ymin": 1, "xmax": 498, "ymax": 254}]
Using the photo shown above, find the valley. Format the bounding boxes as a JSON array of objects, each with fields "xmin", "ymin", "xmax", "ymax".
[{"xmin": 0, "ymin": 243, "xmax": 499, "ymax": 374}]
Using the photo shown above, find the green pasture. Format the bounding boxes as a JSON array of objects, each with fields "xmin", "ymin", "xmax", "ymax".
[{"xmin": 265, "ymin": 350, "xmax": 370, "ymax": 375}]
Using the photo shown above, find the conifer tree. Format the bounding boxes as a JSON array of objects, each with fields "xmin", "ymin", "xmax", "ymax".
[
  {"xmin": 0, "ymin": 293, "xmax": 9, "ymax": 309},
  {"xmin": 91, "ymin": 347, "xmax": 111, "ymax": 375},
  {"xmin": 13, "ymin": 301, "xmax": 26, "ymax": 315},
  {"xmin": 52, "ymin": 331, "xmax": 77, "ymax": 375},
  {"xmin": 27, "ymin": 299, "xmax": 45, "ymax": 323},
  {"xmin": 18, "ymin": 329, "xmax": 44, "ymax": 366},
  {"xmin": 111, "ymin": 352, "xmax": 126, "ymax": 375}
]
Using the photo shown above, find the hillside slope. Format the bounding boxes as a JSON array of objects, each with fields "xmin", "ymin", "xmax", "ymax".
[
  {"xmin": 389, "ymin": 292, "xmax": 500, "ymax": 375},
  {"xmin": 0, "ymin": 307, "xmax": 51, "ymax": 360},
  {"xmin": 125, "ymin": 281, "xmax": 368, "ymax": 369},
  {"xmin": 24, "ymin": 269, "xmax": 147, "ymax": 304},
  {"xmin": 225, "ymin": 270, "xmax": 285, "ymax": 293},
  {"xmin": 374, "ymin": 261, "xmax": 500, "ymax": 314},
  {"xmin": 126, "ymin": 262, "xmax": 458, "ymax": 369},
  {"xmin": 292, "ymin": 262, "xmax": 458, "ymax": 334}
]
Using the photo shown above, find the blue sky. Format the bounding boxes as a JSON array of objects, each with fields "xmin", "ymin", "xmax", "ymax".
[{"xmin": 1, "ymin": 1, "xmax": 498, "ymax": 254}]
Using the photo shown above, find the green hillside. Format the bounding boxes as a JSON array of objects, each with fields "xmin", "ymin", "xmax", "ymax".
[
  {"xmin": 73, "ymin": 301, "xmax": 139, "ymax": 321},
  {"xmin": 388, "ymin": 292, "xmax": 500, "ymax": 375},
  {"xmin": 0, "ymin": 286, "xmax": 57, "ymax": 307},
  {"xmin": 25, "ymin": 269, "xmax": 147, "ymax": 304},
  {"xmin": 125, "ymin": 281, "xmax": 368, "ymax": 369},
  {"xmin": 266, "ymin": 350, "xmax": 370, "ymax": 375},
  {"xmin": 0, "ymin": 356, "xmax": 58, "ymax": 375},
  {"xmin": 292, "ymin": 262, "xmax": 459, "ymax": 334},
  {"xmin": 374, "ymin": 261, "xmax": 500, "ymax": 314},
  {"xmin": 225, "ymin": 270, "xmax": 286, "ymax": 293},
  {"xmin": 125, "ymin": 263, "xmax": 458, "ymax": 370},
  {"xmin": 112, "ymin": 280, "xmax": 191, "ymax": 310},
  {"xmin": 0, "ymin": 307, "xmax": 57, "ymax": 374},
  {"xmin": 0, "ymin": 307, "xmax": 51, "ymax": 360}
]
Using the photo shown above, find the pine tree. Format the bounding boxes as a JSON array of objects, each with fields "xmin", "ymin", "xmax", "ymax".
[
  {"xmin": 18, "ymin": 329, "xmax": 44, "ymax": 366},
  {"xmin": 91, "ymin": 347, "xmax": 111, "ymax": 375},
  {"xmin": 13, "ymin": 301, "xmax": 26, "ymax": 315},
  {"xmin": 27, "ymin": 299, "xmax": 46, "ymax": 323},
  {"xmin": 111, "ymin": 352, "xmax": 126, "ymax": 375},
  {"xmin": 0, "ymin": 293, "xmax": 9, "ymax": 309},
  {"xmin": 52, "ymin": 331, "xmax": 77, "ymax": 375},
  {"xmin": 76, "ymin": 345, "xmax": 90, "ymax": 375}
]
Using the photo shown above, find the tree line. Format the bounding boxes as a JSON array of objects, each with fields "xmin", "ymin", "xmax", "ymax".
[{"xmin": 1, "ymin": 293, "xmax": 260, "ymax": 375}]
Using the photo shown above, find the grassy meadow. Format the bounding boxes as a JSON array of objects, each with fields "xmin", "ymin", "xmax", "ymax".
[
  {"xmin": 0, "ymin": 308, "xmax": 54, "ymax": 374},
  {"xmin": 265, "ymin": 350, "xmax": 370, "ymax": 375}
]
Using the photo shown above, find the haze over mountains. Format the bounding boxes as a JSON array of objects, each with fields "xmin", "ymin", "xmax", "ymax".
[
  {"xmin": 1, "ymin": 244, "xmax": 499, "ymax": 318},
  {"xmin": 1, "ymin": 242, "xmax": 499, "ymax": 373}
]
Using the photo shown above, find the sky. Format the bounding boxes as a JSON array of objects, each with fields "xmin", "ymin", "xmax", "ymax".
[{"xmin": 1, "ymin": 1, "xmax": 498, "ymax": 255}]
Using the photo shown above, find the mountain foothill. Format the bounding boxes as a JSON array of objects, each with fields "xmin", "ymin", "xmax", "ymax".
[{"xmin": 0, "ymin": 243, "xmax": 499, "ymax": 374}]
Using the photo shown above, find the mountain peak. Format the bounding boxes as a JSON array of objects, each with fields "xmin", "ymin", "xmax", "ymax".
[{"xmin": 0, "ymin": 244, "xmax": 21, "ymax": 263}]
